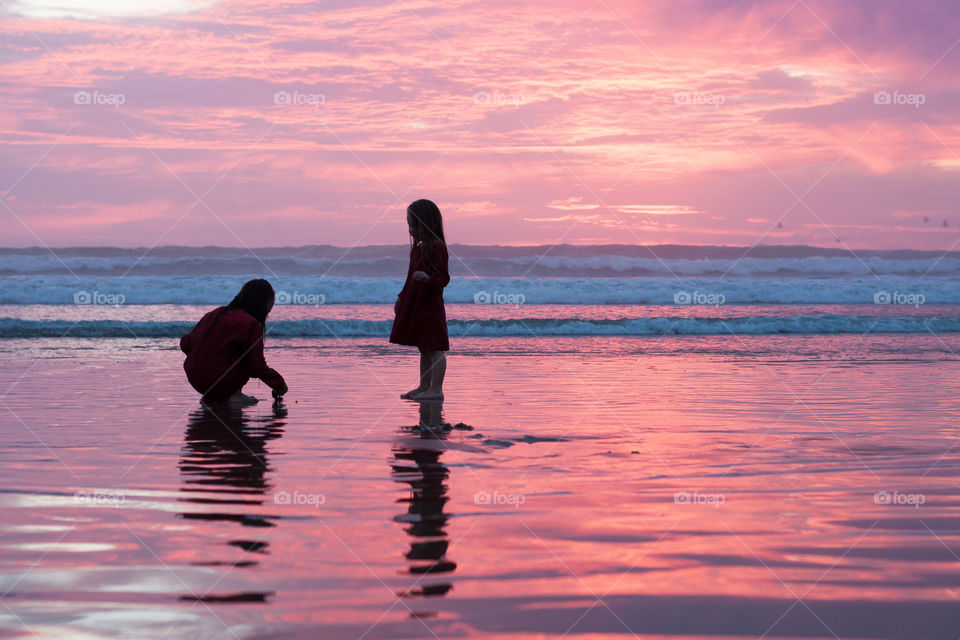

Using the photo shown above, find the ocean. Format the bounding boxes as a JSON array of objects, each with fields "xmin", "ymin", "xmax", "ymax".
[{"xmin": 1, "ymin": 244, "xmax": 957, "ymax": 340}]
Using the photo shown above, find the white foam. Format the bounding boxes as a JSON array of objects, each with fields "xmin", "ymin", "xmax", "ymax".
[
  {"xmin": 3, "ymin": 246, "xmax": 960, "ymax": 278},
  {"xmin": 1, "ymin": 275, "xmax": 956, "ymax": 305},
  {"xmin": 1, "ymin": 315, "xmax": 957, "ymax": 338}
]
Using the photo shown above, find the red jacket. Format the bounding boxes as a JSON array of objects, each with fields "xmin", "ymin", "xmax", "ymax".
[
  {"xmin": 180, "ymin": 307, "xmax": 285, "ymax": 400},
  {"xmin": 389, "ymin": 242, "xmax": 450, "ymax": 351}
]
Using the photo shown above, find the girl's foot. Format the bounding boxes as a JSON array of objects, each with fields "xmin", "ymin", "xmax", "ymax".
[
  {"xmin": 401, "ymin": 387, "xmax": 425, "ymax": 399},
  {"xmin": 414, "ymin": 390, "xmax": 443, "ymax": 402},
  {"xmin": 227, "ymin": 392, "xmax": 259, "ymax": 406}
]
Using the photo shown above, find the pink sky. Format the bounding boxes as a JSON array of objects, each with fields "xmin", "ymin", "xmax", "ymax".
[{"xmin": 1, "ymin": 0, "xmax": 959, "ymax": 249}]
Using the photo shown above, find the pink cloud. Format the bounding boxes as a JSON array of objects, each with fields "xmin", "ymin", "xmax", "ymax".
[{"xmin": 0, "ymin": 0, "xmax": 958, "ymax": 249}]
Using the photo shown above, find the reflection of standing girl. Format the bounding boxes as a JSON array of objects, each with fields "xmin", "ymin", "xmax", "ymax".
[
  {"xmin": 391, "ymin": 403, "xmax": 456, "ymax": 598},
  {"xmin": 390, "ymin": 199, "xmax": 450, "ymax": 401}
]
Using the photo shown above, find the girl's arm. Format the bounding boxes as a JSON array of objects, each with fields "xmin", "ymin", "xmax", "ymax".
[
  {"xmin": 243, "ymin": 323, "xmax": 288, "ymax": 394},
  {"xmin": 422, "ymin": 243, "xmax": 450, "ymax": 288}
]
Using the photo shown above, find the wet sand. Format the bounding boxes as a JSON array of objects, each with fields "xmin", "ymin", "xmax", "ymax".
[{"xmin": 1, "ymin": 335, "xmax": 959, "ymax": 639}]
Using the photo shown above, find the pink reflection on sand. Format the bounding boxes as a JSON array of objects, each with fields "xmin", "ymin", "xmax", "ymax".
[{"xmin": 1, "ymin": 335, "xmax": 959, "ymax": 637}]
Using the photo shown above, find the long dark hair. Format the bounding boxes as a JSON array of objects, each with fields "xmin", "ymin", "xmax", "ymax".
[
  {"xmin": 407, "ymin": 199, "xmax": 445, "ymax": 266},
  {"xmin": 227, "ymin": 278, "xmax": 275, "ymax": 325}
]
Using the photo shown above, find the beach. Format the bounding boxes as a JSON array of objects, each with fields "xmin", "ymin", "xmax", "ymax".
[
  {"xmin": 5, "ymin": 0, "xmax": 960, "ymax": 635},
  {"xmin": 2, "ymin": 333, "xmax": 959, "ymax": 639}
]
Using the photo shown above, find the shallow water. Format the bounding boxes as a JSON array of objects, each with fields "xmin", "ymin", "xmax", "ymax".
[{"xmin": 1, "ymin": 335, "xmax": 959, "ymax": 639}]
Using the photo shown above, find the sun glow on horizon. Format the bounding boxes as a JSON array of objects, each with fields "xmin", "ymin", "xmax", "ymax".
[{"xmin": 5, "ymin": 0, "xmax": 209, "ymax": 19}]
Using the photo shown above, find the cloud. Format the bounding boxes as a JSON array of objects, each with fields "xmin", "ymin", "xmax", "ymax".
[
  {"xmin": 547, "ymin": 198, "xmax": 702, "ymax": 216},
  {"xmin": 546, "ymin": 197, "xmax": 600, "ymax": 211},
  {"xmin": 1, "ymin": 0, "xmax": 959, "ymax": 248},
  {"xmin": 610, "ymin": 205, "xmax": 703, "ymax": 215},
  {"xmin": 5, "ymin": 0, "xmax": 211, "ymax": 19},
  {"xmin": 748, "ymin": 68, "xmax": 815, "ymax": 93}
]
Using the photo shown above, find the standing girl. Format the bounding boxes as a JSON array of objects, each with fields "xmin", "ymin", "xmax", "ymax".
[{"xmin": 390, "ymin": 199, "xmax": 450, "ymax": 401}]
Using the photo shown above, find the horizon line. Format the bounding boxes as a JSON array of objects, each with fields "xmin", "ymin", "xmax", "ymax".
[{"xmin": 2, "ymin": 242, "xmax": 960, "ymax": 254}]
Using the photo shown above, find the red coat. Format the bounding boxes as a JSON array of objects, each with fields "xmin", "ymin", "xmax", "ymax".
[
  {"xmin": 180, "ymin": 307, "xmax": 286, "ymax": 401},
  {"xmin": 390, "ymin": 242, "xmax": 450, "ymax": 351}
]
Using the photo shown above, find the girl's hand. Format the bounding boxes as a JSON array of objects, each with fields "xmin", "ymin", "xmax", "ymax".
[{"xmin": 412, "ymin": 270, "xmax": 429, "ymax": 283}]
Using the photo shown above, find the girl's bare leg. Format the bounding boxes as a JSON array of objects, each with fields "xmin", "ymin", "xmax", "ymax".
[
  {"xmin": 401, "ymin": 351, "xmax": 431, "ymax": 398},
  {"xmin": 416, "ymin": 351, "xmax": 445, "ymax": 401}
]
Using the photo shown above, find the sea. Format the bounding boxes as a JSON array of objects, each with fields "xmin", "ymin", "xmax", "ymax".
[{"xmin": 0, "ymin": 243, "xmax": 958, "ymax": 341}]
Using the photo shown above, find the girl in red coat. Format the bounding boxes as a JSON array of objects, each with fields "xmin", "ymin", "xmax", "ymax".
[
  {"xmin": 390, "ymin": 199, "xmax": 450, "ymax": 401},
  {"xmin": 180, "ymin": 279, "xmax": 288, "ymax": 406}
]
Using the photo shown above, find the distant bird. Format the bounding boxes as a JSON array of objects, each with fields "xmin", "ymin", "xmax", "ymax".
[
  {"xmin": 944, "ymin": 220, "xmax": 949, "ymax": 228},
  {"xmin": 777, "ymin": 222, "xmax": 783, "ymax": 229},
  {"xmin": 923, "ymin": 216, "xmax": 930, "ymax": 223}
]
